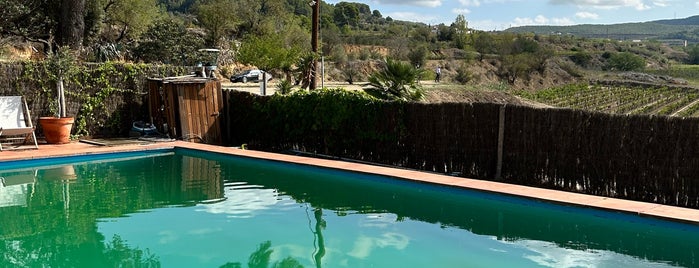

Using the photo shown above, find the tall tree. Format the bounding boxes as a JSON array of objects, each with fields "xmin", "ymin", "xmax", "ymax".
[
  {"xmin": 103, "ymin": 0, "xmax": 161, "ymax": 43},
  {"xmin": 333, "ymin": 2, "xmax": 360, "ymax": 28},
  {"xmin": 133, "ymin": 18, "xmax": 205, "ymax": 64},
  {"xmin": 473, "ymin": 31, "xmax": 494, "ymax": 61},
  {"xmin": 234, "ymin": 0, "xmax": 286, "ymax": 37},
  {"xmin": 237, "ymin": 33, "xmax": 304, "ymax": 75},
  {"xmin": 59, "ymin": 0, "xmax": 85, "ymax": 48},
  {"xmin": 451, "ymin": 14, "xmax": 469, "ymax": 49},
  {"xmin": 687, "ymin": 44, "xmax": 699, "ymax": 64},
  {"xmin": 196, "ymin": 0, "xmax": 238, "ymax": 47}
]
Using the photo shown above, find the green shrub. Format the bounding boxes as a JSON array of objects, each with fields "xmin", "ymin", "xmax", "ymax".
[
  {"xmin": 276, "ymin": 79, "xmax": 294, "ymax": 95},
  {"xmin": 569, "ymin": 51, "xmax": 592, "ymax": 67},
  {"xmin": 454, "ymin": 64, "xmax": 473, "ymax": 84},
  {"xmin": 605, "ymin": 52, "xmax": 645, "ymax": 71},
  {"xmin": 407, "ymin": 46, "xmax": 428, "ymax": 68}
]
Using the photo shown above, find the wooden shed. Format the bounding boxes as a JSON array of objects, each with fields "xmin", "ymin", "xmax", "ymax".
[{"xmin": 148, "ymin": 76, "xmax": 223, "ymax": 145}]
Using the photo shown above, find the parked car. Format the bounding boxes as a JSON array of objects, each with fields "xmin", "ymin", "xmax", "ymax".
[{"xmin": 229, "ymin": 69, "xmax": 272, "ymax": 83}]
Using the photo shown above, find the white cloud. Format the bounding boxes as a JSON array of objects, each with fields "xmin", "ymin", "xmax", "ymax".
[
  {"xmin": 549, "ymin": 0, "xmax": 651, "ymax": 10},
  {"xmin": 452, "ymin": 8, "xmax": 472, "ymax": 14},
  {"xmin": 374, "ymin": 0, "xmax": 443, "ymax": 7},
  {"xmin": 653, "ymin": 0, "xmax": 669, "ymax": 7},
  {"xmin": 512, "ymin": 15, "xmax": 574, "ymax": 27},
  {"xmin": 386, "ymin": 11, "xmax": 439, "ymax": 23},
  {"xmin": 575, "ymin": 11, "xmax": 599, "ymax": 19},
  {"xmin": 470, "ymin": 19, "xmax": 508, "ymax": 31},
  {"xmin": 459, "ymin": 0, "xmax": 482, "ymax": 6}
]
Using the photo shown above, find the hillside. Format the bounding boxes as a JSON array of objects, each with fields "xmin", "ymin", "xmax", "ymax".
[
  {"xmin": 506, "ymin": 15, "xmax": 699, "ymax": 43},
  {"xmin": 5, "ymin": 0, "xmax": 699, "ymax": 119}
]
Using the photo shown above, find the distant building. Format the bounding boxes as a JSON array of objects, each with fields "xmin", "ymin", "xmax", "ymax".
[{"xmin": 657, "ymin": 39, "xmax": 688, "ymax": 47}]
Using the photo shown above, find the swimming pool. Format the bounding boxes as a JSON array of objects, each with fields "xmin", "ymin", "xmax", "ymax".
[{"xmin": 0, "ymin": 148, "xmax": 697, "ymax": 267}]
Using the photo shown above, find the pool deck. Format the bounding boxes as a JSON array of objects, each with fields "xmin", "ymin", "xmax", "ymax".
[{"xmin": 1, "ymin": 140, "xmax": 698, "ymax": 225}]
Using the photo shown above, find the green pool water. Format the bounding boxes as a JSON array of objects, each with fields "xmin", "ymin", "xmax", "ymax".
[{"xmin": 0, "ymin": 148, "xmax": 697, "ymax": 267}]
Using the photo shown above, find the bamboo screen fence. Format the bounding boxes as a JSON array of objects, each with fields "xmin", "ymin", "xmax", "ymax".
[{"xmin": 223, "ymin": 91, "xmax": 699, "ymax": 208}]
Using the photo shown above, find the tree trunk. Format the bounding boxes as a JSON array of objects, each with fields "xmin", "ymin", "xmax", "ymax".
[
  {"xmin": 57, "ymin": 78, "xmax": 67, "ymax": 118},
  {"xmin": 59, "ymin": 0, "xmax": 86, "ymax": 48}
]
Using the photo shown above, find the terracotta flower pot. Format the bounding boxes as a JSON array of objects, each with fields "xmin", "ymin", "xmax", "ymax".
[{"xmin": 39, "ymin": 117, "xmax": 75, "ymax": 144}]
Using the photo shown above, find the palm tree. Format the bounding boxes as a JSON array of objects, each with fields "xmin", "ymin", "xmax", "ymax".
[{"xmin": 365, "ymin": 58, "xmax": 425, "ymax": 101}]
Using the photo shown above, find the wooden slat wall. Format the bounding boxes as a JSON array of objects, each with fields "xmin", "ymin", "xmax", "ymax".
[{"xmin": 148, "ymin": 78, "xmax": 222, "ymax": 144}]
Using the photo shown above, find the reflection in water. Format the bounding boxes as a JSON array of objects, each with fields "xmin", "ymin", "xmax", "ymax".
[
  {"xmin": 0, "ymin": 170, "xmax": 36, "ymax": 208},
  {"xmin": 312, "ymin": 208, "xmax": 325, "ymax": 268},
  {"xmin": 0, "ymin": 150, "xmax": 697, "ymax": 267},
  {"xmin": 220, "ymin": 241, "xmax": 303, "ymax": 268},
  {"xmin": 348, "ymin": 232, "xmax": 409, "ymax": 259},
  {"xmin": 508, "ymin": 239, "xmax": 677, "ymax": 268},
  {"xmin": 197, "ymin": 183, "xmax": 291, "ymax": 218},
  {"xmin": 103, "ymin": 235, "xmax": 160, "ymax": 267}
]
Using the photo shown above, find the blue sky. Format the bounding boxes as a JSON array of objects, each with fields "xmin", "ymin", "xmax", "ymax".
[{"xmin": 324, "ymin": 0, "xmax": 699, "ymax": 30}]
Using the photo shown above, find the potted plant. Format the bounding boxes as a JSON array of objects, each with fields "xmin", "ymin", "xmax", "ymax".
[{"xmin": 39, "ymin": 46, "xmax": 77, "ymax": 144}]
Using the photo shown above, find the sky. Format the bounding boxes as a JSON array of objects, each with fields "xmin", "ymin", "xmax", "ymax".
[{"xmin": 323, "ymin": 0, "xmax": 699, "ymax": 30}]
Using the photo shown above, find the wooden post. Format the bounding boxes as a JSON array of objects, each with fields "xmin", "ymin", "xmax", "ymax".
[
  {"xmin": 495, "ymin": 105, "xmax": 506, "ymax": 180},
  {"xmin": 310, "ymin": 0, "xmax": 320, "ymax": 90}
]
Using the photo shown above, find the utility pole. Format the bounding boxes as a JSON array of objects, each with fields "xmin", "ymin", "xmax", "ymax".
[{"xmin": 311, "ymin": 0, "xmax": 320, "ymax": 90}]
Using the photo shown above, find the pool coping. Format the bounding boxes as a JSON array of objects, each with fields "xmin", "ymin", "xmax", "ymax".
[{"xmin": 2, "ymin": 140, "xmax": 698, "ymax": 225}]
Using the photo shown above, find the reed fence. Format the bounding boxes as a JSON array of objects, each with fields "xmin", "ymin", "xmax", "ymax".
[{"xmin": 223, "ymin": 90, "xmax": 699, "ymax": 208}]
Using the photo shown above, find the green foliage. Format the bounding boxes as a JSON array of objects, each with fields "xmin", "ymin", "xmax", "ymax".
[
  {"xmin": 451, "ymin": 14, "xmax": 469, "ymax": 49},
  {"xmin": 498, "ymin": 52, "xmax": 549, "ymax": 84},
  {"xmin": 407, "ymin": 45, "xmax": 428, "ymax": 68},
  {"xmin": 473, "ymin": 31, "xmax": 496, "ymax": 61},
  {"xmin": 88, "ymin": 43, "xmax": 122, "ymax": 62},
  {"xmin": 686, "ymin": 44, "xmax": 699, "ymax": 64},
  {"xmin": 454, "ymin": 63, "xmax": 473, "ymax": 84},
  {"xmin": 334, "ymin": 2, "xmax": 361, "ymax": 28},
  {"xmin": 341, "ymin": 62, "xmax": 360, "ymax": 84},
  {"xmin": 45, "ymin": 46, "xmax": 79, "ymax": 117},
  {"xmin": 103, "ymin": 0, "xmax": 162, "ymax": 43},
  {"xmin": 233, "ymin": 0, "xmax": 289, "ymax": 36},
  {"xmin": 133, "ymin": 18, "xmax": 205, "ymax": 65},
  {"xmin": 491, "ymin": 33, "xmax": 552, "ymax": 84},
  {"xmin": 647, "ymin": 64, "xmax": 699, "ymax": 81},
  {"xmin": 227, "ymin": 88, "xmax": 399, "ymax": 154},
  {"xmin": 13, "ymin": 60, "xmax": 187, "ymax": 137},
  {"xmin": 104, "ymin": 235, "xmax": 160, "ymax": 267},
  {"xmin": 515, "ymin": 83, "xmax": 699, "ymax": 117},
  {"xmin": 195, "ymin": 0, "xmax": 239, "ymax": 47},
  {"xmin": 366, "ymin": 58, "xmax": 425, "ymax": 101},
  {"xmin": 506, "ymin": 20, "xmax": 699, "ymax": 43},
  {"xmin": 605, "ymin": 52, "xmax": 646, "ymax": 71},
  {"xmin": 45, "ymin": 46, "xmax": 79, "ymax": 82},
  {"xmin": 558, "ymin": 61, "xmax": 584, "ymax": 78},
  {"xmin": 237, "ymin": 33, "xmax": 304, "ymax": 72},
  {"xmin": 220, "ymin": 240, "xmax": 303, "ymax": 268},
  {"xmin": 570, "ymin": 51, "xmax": 592, "ymax": 67},
  {"xmin": 275, "ymin": 79, "xmax": 294, "ymax": 95},
  {"xmin": 0, "ymin": 0, "xmax": 58, "ymax": 50}
]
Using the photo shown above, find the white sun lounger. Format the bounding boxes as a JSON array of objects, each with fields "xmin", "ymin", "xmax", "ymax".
[{"xmin": 0, "ymin": 96, "xmax": 39, "ymax": 151}]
